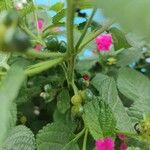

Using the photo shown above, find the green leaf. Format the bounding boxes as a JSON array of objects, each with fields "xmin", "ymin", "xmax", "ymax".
[
  {"xmin": 50, "ymin": 2, "xmax": 64, "ymax": 12},
  {"xmin": 57, "ymin": 89, "xmax": 70, "ymax": 114},
  {"xmin": 117, "ymin": 48, "xmax": 142, "ymax": 67},
  {"xmin": 52, "ymin": 9, "xmax": 66, "ymax": 24},
  {"xmin": 0, "ymin": 65, "xmax": 26, "ymax": 145},
  {"xmin": 77, "ymin": 0, "xmax": 95, "ymax": 9},
  {"xmin": 9, "ymin": 103, "xmax": 17, "ymax": 129},
  {"xmin": 98, "ymin": 0, "xmax": 150, "ymax": 37},
  {"xmin": 0, "ymin": 52, "xmax": 10, "ymax": 69},
  {"xmin": 117, "ymin": 68, "xmax": 150, "ymax": 120},
  {"xmin": 109, "ymin": 27, "xmax": 131, "ymax": 50},
  {"xmin": 83, "ymin": 98, "xmax": 116, "ymax": 139},
  {"xmin": 91, "ymin": 74, "xmax": 134, "ymax": 132},
  {"xmin": 117, "ymin": 68, "xmax": 150, "ymax": 102},
  {"xmin": 36, "ymin": 123, "xmax": 79, "ymax": 150},
  {"xmin": 3, "ymin": 125, "xmax": 35, "ymax": 150}
]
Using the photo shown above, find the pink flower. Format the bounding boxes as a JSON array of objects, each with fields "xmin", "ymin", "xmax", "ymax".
[
  {"xmin": 118, "ymin": 133, "xmax": 126, "ymax": 141},
  {"xmin": 96, "ymin": 137, "xmax": 115, "ymax": 150},
  {"xmin": 34, "ymin": 43, "xmax": 42, "ymax": 51},
  {"xmin": 95, "ymin": 34, "xmax": 113, "ymax": 52},
  {"xmin": 120, "ymin": 143, "xmax": 127, "ymax": 150},
  {"xmin": 37, "ymin": 19, "xmax": 44, "ymax": 30}
]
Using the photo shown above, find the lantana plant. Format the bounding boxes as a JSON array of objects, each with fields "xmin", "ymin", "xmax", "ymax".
[{"xmin": 0, "ymin": 0, "xmax": 150, "ymax": 150}]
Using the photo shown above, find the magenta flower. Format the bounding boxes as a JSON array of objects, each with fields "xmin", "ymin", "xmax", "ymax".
[
  {"xmin": 118, "ymin": 133, "xmax": 126, "ymax": 141},
  {"xmin": 37, "ymin": 19, "xmax": 44, "ymax": 30},
  {"xmin": 120, "ymin": 143, "xmax": 127, "ymax": 150},
  {"xmin": 96, "ymin": 137, "xmax": 115, "ymax": 150},
  {"xmin": 95, "ymin": 34, "xmax": 113, "ymax": 52}
]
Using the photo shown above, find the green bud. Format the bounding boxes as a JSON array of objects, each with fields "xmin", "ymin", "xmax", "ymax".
[{"xmin": 59, "ymin": 41, "xmax": 67, "ymax": 53}]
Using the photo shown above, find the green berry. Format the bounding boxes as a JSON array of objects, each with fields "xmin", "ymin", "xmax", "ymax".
[
  {"xmin": 59, "ymin": 41, "xmax": 67, "ymax": 53},
  {"xmin": 71, "ymin": 104, "xmax": 83, "ymax": 116},
  {"xmin": 71, "ymin": 94, "xmax": 82, "ymax": 105},
  {"xmin": 80, "ymin": 89, "xmax": 94, "ymax": 102},
  {"xmin": 45, "ymin": 35, "xmax": 59, "ymax": 51}
]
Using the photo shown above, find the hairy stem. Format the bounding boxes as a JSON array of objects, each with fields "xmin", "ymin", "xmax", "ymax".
[
  {"xmin": 82, "ymin": 129, "xmax": 88, "ymax": 150},
  {"xmin": 66, "ymin": 0, "xmax": 75, "ymax": 54},
  {"xmin": 25, "ymin": 49, "xmax": 66, "ymax": 59},
  {"xmin": 76, "ymin": 7, "xmax": 97, "ymax": 50}
]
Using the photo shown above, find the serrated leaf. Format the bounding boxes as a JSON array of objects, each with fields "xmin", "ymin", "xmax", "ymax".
[
  {"xmin": 91, "ymin": 74, "xmax": 134, "ymax": 132},
  {"xmin": 0, "ymin": 65, "xmax": 26, "ymax": 145},
  {"xmin": 57, "ymin": 89, "xmax": 70, "ymax": 114},
  {"xmin": 52, "ymin": 9, "xmax": 66, "ymax": 24},
  {"xmin": 50, "ymin": 2, "xmax": 64, "ymax": 12},
  {"xmin": 117, "ymin": 68, "xmax": 150, "ymax": 120},
  {"xmin": 0, "ymin": 51, "xmax": 10, "ymax": 69},
  {"xmin": 117, "ymin": 48, "xmax": 142, "ymax": 67},
  {"xmin": 36, "ymin": 123, "xmax": 79, "ymax": 150},
  {"xmin": 109, "ymin": 27, "xmax": 131, "ymax": 50},
  {"xmin": 83, "ymin": 98, "xmax": 116, "ymax": 139},
  {"xmin": 117, "ymin": 68, "xmax": 150, "ymax": 102},
  {"xmin": 3, "ymin": 125, "xmax": 35, "ymax": 150}
]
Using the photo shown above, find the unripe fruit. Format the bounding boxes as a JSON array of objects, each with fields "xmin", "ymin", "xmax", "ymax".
[
  {"xmin": 59, "ymin": 41, "xmax": 67, "ymax": 53},
  {"xmin": 80, "ymin": 89, "xmax": 94, "ymax": 102},
  {"xmin": 4, "ymin": 28, "xmax": 31, "ymax": 52},
  {"xmin": 45, "ymin": 35, "xmax": 59, "ymax": 51},
  {"xmin": 71, "ymin": 104, "xmax": 83, "ymax": 116},
  {"xmin": 71, "ymin": 94, "xmax": 82, "ymax": 105},
  {"xmin": 20, "ymin": 116, "xmax": 27, "ymax": 125}
]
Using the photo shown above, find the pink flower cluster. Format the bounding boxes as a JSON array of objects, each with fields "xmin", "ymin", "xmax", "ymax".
[
  {"xmin": 37, "ymin": 19, "xmax": 44, "ymax": 31},
  {"xmin": 95, "ymin": 34, "xmax": 113, "ymax": 52},
  {"xmin": 118, "ymin": 133, "xmax": 127, "ymax": 150},
  {"xmin": 96, "ymin": 137, "xmax": 115, "ymax": 150},
  {"xmin": 95, "ymin": 134, "xmax": 127, "ymax": 150}
]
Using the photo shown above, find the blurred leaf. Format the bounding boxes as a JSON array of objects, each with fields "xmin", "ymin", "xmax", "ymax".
[
  {"xmin": 117, "ymin": 68, "xmax": 150, "ymax": 102},
  {"xmin": 109, "ymin": 27, "xmax": 131, "ymax": 50},
  {"xmin": 98, "ymin": 0, "xmax": 150, "ymax": 37},
  {"xmin": 0, "ymin": 52, "xmax": 10, "ymax": 69},
  {"xmin": 3, "ymin": 125, "xmax": 35, "ymax": 150},
  {"xmin": 83, "ymin": 97, "xmax": 116, "ymax": 139},
  {"xmin": 57, "ymin": 89, "xmax": 70, "ymax": 114},
  {"xmin": 91, "ymin": 74, "xmax": 134, "ymax": 132},
  {"xmin": 0, "ymin": 65, "xmax": 25, "ymax": 145},
  {"xmin": 50, "ymin": 2, "xmax": 64, "ymax": 12},
  {"xmin": 117, "ymin": 48, "xmax": 143, "ymax": 67},
  {"xmin": 117, "ymin": 68, "xmax": 150, "ymax": 120},
  {"xmin": 77, "ymin": 0, "xmax": 95, "ymax": 9},
  {"xmin": 52, "ymin": 9, "xmax": 66, "ymax": 24},
  {"xmin": 36, "ymin": 123, "xmax": 79, "ymax": 150}
]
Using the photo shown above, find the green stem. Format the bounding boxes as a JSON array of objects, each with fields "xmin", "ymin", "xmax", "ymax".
[
  {"xmin": 66, "ymin": 0, "xmax": 75, "ymax": 54},
  {"xmin": 76, "ymin": 7, "xmax": 97, "ymax": 50},
  {"xmin": 32, "ymin": 0, "xmax": 40, "ymax": 38},
  {"xmin": 78, "ymin": 21, "xmax": 112, "ymax": 53},
  {"xmin": 62, "ymin": 128, "xmax": 86, "ymax": 150},
  {"xmin": 20, "ymin": 25, "xmax": 40, "ymax": 42},
  {"xmin": 71, "ymin": 80, "xmax": 78, "ymax": 95},
  {"xmin": 25, "ymin": 58, "xmax": 63, "ymax": 76},
  {"xmin": 82, "ymin": 129, "xmax": 88, "ymax": 150},
  {"xmin": 25, "ymin": 49, "xmax": 66, "ymax": 59}
]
